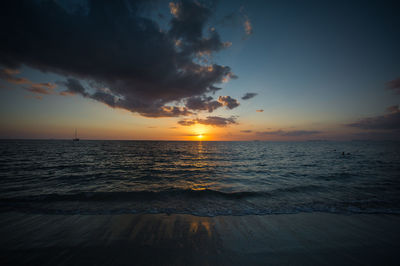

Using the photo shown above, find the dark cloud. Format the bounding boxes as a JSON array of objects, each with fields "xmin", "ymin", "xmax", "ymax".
[
  {"xmin": 257, "ymin": 130, "xmax": 321, "ymax": 137},
  {"xmin": 178, "ymin": 119, "xmax": 197, "ymax": 126},
  {"xmin": 197, "ymin": 116, "xmax": 238, "ymax": 127},
  {"xmin": 256, "ymin": 109, "xmax": 264, "ymax": 112},
  {"xmin": 178, "ymin": 116, "xmax": 237, "ymax": 127},
  {"xmin": 241, "ymin": 92, "xmax": 257, "ymax": 100},
  {"xmin": 346, "ymin": 105, "xmax": 400, "ymax": 130},
  {"xmin": 386, "ymin": 77, "xmax": 400, "ymax": 94},
  {"xmin": 218, "ymin": 96, "xmax": 240, "ymax": 109},
  {"xmin": 185, "ymin": 96, "xmax": 222, "ymax": 112},
  {"xmin": 91, "ymin": 90, "xmax": 118, "ymax": 108},
  {"xmin": 169, "ymin": 1, "xmax": 211, "ymax": 43},
  {"xmin": 0, "ymin": 0, "xmax": 237, "ymax": 117},
  {"xmin": 57, "ymin": 78, "xmax": 89, "ymax": 97},
  {"xmin": 240, "ymin": 130, "xmax": 252, "ymax": 133}
]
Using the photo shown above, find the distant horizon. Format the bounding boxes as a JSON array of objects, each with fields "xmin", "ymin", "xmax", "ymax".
[{"xmin": 1, "ymin": 138, "xmax": 399, "ymax": 142}]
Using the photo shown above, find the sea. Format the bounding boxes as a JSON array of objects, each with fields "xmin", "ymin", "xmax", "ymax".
[{"xmin": 0, "ymin": 140, "xmax": 399, "ymax": 216}]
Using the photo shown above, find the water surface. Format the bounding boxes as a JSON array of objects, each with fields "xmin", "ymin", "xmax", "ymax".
[{"xmin": 1, "ymin": 140, "xmax": 399, "ymax": 216}]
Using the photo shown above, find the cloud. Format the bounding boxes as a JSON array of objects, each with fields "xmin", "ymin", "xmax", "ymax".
[
  {"xmin": 256, "ymin": 109, "xmax": 264, "ymax": 112},
  {"xmin": 257, "ymin": 130, "xmax": 321, "ymax": 137},
  {"xmin": 26, "ymin": 83, "xmax": 56, "ymax": 95},
  {"xmin": 183, "ymin": 133, "xmax": 209, "ymax": 137},
  {"xmin": 0, "ymin": 0, "xmax": 238, "ymax": 117},
  {"xmin": 197, "ymin": 116, "xmax": 238, "ymax": 127},
  {"xmin": 57, "ymin": 78, "xmax": 89, "ymax": 97},
  {"xmin": 386, "ymin": 77, "xmax": 400, "ymax": 94},
  {"xmin": 240, "ymin": 130, "xmax": 252, "ymax": 133},
  {"xmin": 185, "ymin": 96, "xmax": 222, "ymax": 112},
  {"xmin": 178, "ymin": 119, "xmax": 197, "ymax": 126},
  {"xmin": 0, "ymin": 68, "xmax": 56, "ymax": 95},
  {"xmin": 218, "ymin": 96, "xmax": 240, "ymax": 109},
  {"xmin": 241, "ymin": 92, "xmax": 257, "ymax": 100},
  {"xmin": 346, "ymin": 105, "xmax": 400, "ymax": 130},
  {"xmin": 219, "ymin": 7, "xmax": 253, "ymax": 38},
  {"xmin": 243, "ymin": 19, "xmax": 253, "ymax": 36},
  {"xmin": 0, "ymin": 68, "xmax": 29, "ymax": 84},
  {"xmin": 178, "ymin": 116, "xmax": 237, "ymax": 127},
  {"xmin": 240, "ymin": 7, "xmax": 253, "ymax": 37}
]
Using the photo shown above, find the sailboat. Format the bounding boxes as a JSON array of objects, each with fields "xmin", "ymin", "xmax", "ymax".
[{"xmin": 72, "ymin": 128, "xmax": 79, "ymax": 141}]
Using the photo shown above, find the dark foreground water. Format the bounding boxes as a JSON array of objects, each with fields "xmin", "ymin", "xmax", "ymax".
[{"xmin": 0, "ymin": 140, "xmax": 399, "ymax": 216}]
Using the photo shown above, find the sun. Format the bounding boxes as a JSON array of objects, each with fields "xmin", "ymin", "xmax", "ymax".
[{"xmin": 184, "ymin": 124, "xmax": 211, "ymax": 141}]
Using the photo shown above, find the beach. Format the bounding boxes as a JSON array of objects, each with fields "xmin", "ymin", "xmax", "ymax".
[{"xmin": 1, "ymin": 212, "xmax": 399, "ymax": 265}]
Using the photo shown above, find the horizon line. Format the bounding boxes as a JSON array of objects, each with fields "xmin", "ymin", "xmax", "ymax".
[{"xmin": 0, "ymin": 138, "xmax": 396, "ymax": 142}]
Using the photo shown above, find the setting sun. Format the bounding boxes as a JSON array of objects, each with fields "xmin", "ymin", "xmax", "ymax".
[{"xmin": 187, "ymin": 124, "xmax": 208, "ymax": 140}]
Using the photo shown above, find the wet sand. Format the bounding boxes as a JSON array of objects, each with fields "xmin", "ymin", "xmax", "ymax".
[{"xmin": 0, "ymin": 212, "xmax": 399, "ymax": 265}]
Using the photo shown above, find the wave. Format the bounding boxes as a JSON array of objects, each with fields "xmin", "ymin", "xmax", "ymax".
[
  {"xmin": 0, "ymin": 184, "xmax": 332, "ymax": 203},
  {"xmin": 0, "ymin": 189, "xmax": 262, "ymax": 203},
  {"xmin": 1, "ymin": 201, "xmax": 399, "ymax": 216},
  {"xmin": 1, "ymin": 188, "xmax": 399, "ymax": 217}
]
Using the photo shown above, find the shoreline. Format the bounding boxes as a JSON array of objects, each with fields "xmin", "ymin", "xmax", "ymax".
[{"xmin": 1, "ymin": 212, "xmax": 399, "ymax": 265}]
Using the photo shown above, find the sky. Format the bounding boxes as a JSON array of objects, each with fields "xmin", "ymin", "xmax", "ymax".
[{"xmin": 0, "ymin": 0, "xmax": 399, "ymax": 141}]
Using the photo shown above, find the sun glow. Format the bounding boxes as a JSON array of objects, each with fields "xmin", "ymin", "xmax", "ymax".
[{"xmin": 186, "ymin": 124, "xmax": 209, "ymax": 140}]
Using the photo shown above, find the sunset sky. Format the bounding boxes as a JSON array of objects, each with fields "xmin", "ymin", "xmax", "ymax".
[{"xmin": 1, "ymin": 0, "xmax": 399, "ymax": 141}]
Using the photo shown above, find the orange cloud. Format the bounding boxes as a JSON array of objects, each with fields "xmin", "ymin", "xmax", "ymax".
[
  {"xmin": 244, "ymin": 19, "xmax": 252, "ymax": 35},
  {"xmin": 169, "ymin": 2, "xmax": 179, "ymax": 17},
  {"xmin": 178, "ymin": 116, "xmax": 237, "ymax": 127},
  {"xmin": 27, "ymin": 82, "xmax": 56, "ymax": 95},
  {"xmin": 0, "ymin": 68, "xmax": 30, "ymax": 84},
  {"xmin": 0, "ymin": 68, "xmax": 56, "ymax": 96}
]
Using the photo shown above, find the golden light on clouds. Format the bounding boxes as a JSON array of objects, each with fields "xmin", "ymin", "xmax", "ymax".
[
  {"xmin": 192, "ymin": 124, "xmax": 207, "ymax": 135},
  {"xmin": 180, "ymin": 124, "xmax": 213, "ymax": 141},
  {"xmin": 169, "ymin": 2, "xmax": 179, "ymax": 17},
  {"xmin": 244, "ymin": 19, "xmax": 252, "ymax": 35}
]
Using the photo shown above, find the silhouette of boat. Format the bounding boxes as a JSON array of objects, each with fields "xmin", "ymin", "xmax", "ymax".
[{"xmin": 72, "ymin": 128, "xmax": 79, "ymax": 141}]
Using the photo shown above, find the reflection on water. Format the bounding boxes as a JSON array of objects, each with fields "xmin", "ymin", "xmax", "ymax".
[
  {"xmin": 189, "ymin": 220, "xmax": 212, "ymax": 238},
  {"xmin": 0, "ymin": 140, "xmax": 399, "ymax": 216}
]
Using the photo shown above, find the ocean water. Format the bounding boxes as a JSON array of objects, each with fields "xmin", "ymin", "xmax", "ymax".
[{"xmin": 0, "ymin": 140, "xmax": 399, "ymax": 216}]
